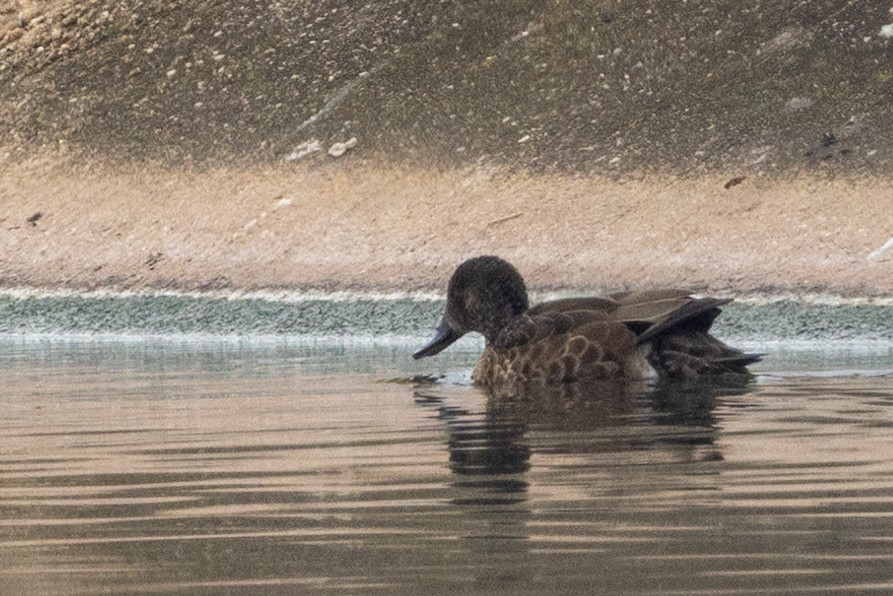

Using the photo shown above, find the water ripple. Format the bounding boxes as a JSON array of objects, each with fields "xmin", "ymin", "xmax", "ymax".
[{"xmin": 0, "ymin": 340, "xmax": 892, "ymax": 594}]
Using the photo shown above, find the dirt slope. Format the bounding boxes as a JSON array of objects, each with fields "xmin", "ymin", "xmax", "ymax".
[
  {"xmin": 1, "ymin": 158, "xmax": 890, "ymax": 295},
  {"xmin": 2, "ymin": 0, "xmax": 892, "ymax": 172},
  {"xmin": 1, "ymin": 1, "xmax": 891, "ymax": 294}
]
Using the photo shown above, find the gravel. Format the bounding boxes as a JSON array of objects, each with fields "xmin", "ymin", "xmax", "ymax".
[{"xmin": 1, "ymin": 0, "xmax": 892, "ymax": 174}]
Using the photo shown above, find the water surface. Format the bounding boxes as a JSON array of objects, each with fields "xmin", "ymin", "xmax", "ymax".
[{"xmin": 1, "ymin": 335, "xmax": 892, "ymax": 595}]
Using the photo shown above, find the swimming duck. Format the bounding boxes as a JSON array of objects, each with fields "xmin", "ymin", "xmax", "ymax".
[{"xmin": 413, "ymin": 256, "xmax": 761, "ymax": 393}]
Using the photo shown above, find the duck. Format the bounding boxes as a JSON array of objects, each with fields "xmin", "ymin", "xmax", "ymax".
[{"xmin": 413, "ymin": 256, "xmax": 761, "ymax": 394}]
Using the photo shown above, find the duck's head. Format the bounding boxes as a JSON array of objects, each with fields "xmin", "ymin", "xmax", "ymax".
[{"xmin": 413, "ymin": 256, "xmax": 529, "ymax": 359}]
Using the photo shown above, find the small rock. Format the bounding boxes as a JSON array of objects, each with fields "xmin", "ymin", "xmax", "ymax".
[
  {"xmin": 880, "ymin": 24, "xmax": 893, "ymax": 38},
  {"xmin": 821, "ymin": 132, "xmax": 837, "ymax": 148},
  {"xmin": 724, "ymin": 176, "xmax": 746, "ymax": 189},
  {"xmin": 26, "ymin": 212, "xmax": 43, "ymax": 226},
  {"xmin": 785, "ymin": 97, "xmax": 812, "ymax": 111},
  {"xmin": 285, "ymin": 139, "xmax": 321, "ymax": 161},
  {"xmin": 764, "ymin": 27, "xmax": 812, "ymax": 52},
  {"xmin": 327, "ymin": 137, "xmax": 357, "ymax": 158}
]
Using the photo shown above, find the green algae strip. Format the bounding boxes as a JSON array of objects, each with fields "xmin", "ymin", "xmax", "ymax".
[{"xmin": 0, "ymin": 291, "xmax": 891, "ymax": 342}]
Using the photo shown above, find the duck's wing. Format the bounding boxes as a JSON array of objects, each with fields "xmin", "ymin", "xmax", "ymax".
[
  {"xmin": 525, "ymin": 291, "xmax": 729, "ymax": 351},
  {"xmin": 613, "ymin": 295, "xmax": 731, "ymax": 343},
  {"xmin": 609, "ymin": 289, "xmax": 694, "ymax": 303},
  {"xmin": 495, "ymin": 309, "xmax": 610, "ymax": 349},
  {"xmin": 608, "ymin": 290, "xmax": 763, "ymax": 375},
  {"xmin": 531, "ymin": 290, "xmax": 742, "ymax": 345},
  {"xmin": 529, "ymin": 291, "xmax": 706, "ymax": 335},
  {"xmin": 527, "ymin": 296, "xmax": 620, "ymax": 316},
  {"xmin": 525, "ymin": 290, "xmax": 762, "ymax": 377}
]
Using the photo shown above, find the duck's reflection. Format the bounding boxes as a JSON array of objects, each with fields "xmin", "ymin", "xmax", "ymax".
[
  {"xmin": 413, "ymin": 378, "xmax": 754, "ymax": 586},
  {"xmin": 415, "ymin": 378, "xmax": 755, "ymax": 482}
]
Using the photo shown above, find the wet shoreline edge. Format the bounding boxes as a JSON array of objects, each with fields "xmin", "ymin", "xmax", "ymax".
[{"xmin": 1, "ymin": 289, "xmax": 892, "ymax": 343}]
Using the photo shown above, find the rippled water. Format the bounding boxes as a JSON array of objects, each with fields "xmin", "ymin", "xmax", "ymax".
[{"xmin": 1, "ymin": 336, "xmax": 892, "ymax": 595}]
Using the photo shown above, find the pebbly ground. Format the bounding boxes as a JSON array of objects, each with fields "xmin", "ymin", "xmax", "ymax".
[{"xmin": 1, "ymin": 1, "xmax": 892, "ymax": 296}]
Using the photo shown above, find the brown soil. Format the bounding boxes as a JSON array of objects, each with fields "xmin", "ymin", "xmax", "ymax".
[
  {"xmin": 2, "ymin": 157, "xmax": 890, "ymax": 295},
  {"xmin": 2, "ymin": 0, "xmax": 892, "ymax": 173},
  {"xmin": 1, "ymin": 1, "xmax": 892, "ymax": 295}
]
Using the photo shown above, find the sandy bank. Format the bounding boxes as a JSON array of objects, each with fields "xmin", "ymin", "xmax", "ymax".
[
  {"xmin": 1, "ymin": 158, "xmax": 890, "ymax": 296},
  {"xmin": 2, "ymin": 2, "xmax": 891, "ymax": 297}
]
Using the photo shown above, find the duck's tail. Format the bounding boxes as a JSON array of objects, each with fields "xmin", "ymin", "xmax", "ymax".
[
  {"xmin": 633, "ymin": 297, "xmax": 763, "ymax": 378},
  {"xmin": 640, "ymin": 332, "xmax": 763, "ymax": 378}
]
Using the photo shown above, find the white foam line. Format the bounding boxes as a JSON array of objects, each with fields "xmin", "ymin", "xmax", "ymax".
[
  {"xmin": 732, "ymin": 293, "xmax": 893, "ymax": 307},
  {"xmin": 733, "ymin": 338, "xmax": 893, "ymax": 351},
  {"xmin": 0, "ymin": 330, "xmax": 449, "ymax": 347}
]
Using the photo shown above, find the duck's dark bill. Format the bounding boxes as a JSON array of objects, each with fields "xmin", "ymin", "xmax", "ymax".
[{"xmin": 412, "ymin": 323, "xmax": 461, "ymax": 359}]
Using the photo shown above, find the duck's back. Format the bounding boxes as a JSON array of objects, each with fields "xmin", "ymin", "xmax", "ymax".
[{"xmin": 476, "ymin": 290, "xmax": 760, "ymax": 389}]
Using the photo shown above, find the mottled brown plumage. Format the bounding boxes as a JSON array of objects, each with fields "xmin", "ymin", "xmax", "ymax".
[{"xmin": 414, "ymin": 256, "xmax": 761, "ymax": 395}]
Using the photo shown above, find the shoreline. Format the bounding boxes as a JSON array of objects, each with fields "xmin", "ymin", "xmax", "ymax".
[
  {"xmin": 2, "ymin": 286, "xmax": 893, "ymax": 344},
  {"xmin": 2, "ymin": 157, "xmax": 891, "ymax": 297}
]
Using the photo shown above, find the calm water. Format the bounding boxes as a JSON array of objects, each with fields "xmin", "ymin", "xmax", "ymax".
[{"xmin": 1, "ymin": 336, "xmax": 892, "ymax": 595}]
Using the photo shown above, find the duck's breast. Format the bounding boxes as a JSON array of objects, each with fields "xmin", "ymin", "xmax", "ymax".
[{"xmin": 475, "ymin": 321, "xmax": 655, "ymax": 390}]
